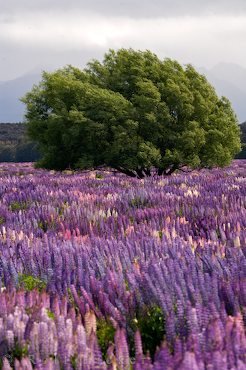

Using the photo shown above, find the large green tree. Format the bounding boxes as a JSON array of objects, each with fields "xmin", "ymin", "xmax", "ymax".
[{"xmin": 22, "ymin": 49, "xmax": 241, "ymax": 177}]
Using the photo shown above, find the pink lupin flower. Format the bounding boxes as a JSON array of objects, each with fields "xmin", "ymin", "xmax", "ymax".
[
  {"xmin": 1, "ymin": 358, "xmax": 12, "ymax": 370},
  {"xmin": 84, "ymin": 310, "xmax": 97, "ymax": 336},
  {"xmin": 134, "ymin": 330, "xmax": 143, "ymax": 357}
]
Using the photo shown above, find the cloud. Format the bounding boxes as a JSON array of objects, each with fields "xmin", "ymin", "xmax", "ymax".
[
  {"xmin": 0, "ymin": 12, "xmax": 132, "ymax": 49},
  {"xmin": 1, "ymin": 12, "xmax": 246, "ymax": 57},
  {"xmin": 2, "ymin": 0, "xmax": 246, "ymax": 18},
  {"xmin": 1, "ymin": 2, "xmax": 246, "ymax": 80}
]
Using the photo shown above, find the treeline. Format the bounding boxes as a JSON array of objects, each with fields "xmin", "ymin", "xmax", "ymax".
[
  {"xmin": 236, "ymin": 121, "xmax": 246, "ymax": 159},
  {"xmin": 0, "ymin": 123, "xmax": 40, "ymax": 162}
]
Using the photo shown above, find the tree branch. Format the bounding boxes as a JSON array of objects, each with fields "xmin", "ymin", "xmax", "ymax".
[
  {"xmin": 114, "ymin": 167, "xmax": 138, "ymax": 178},
  {"xmin": 164, "ymin": 164, "xmax": 179, "ymax": 176},
  {"xmin": 178, "ymin": 167, "xmax": 193, "ymax": 173}
]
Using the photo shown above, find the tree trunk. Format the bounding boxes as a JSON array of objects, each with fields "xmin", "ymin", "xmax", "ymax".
[
  {"xmin": 143, "ymin": 168, "xmax": 151, "ymax": 176},
  {"xmin": 157, "ymin": 164, "xmax": 178, "ymax": 176},
  {"xmin": 115, "ymin": 167, "xmax": 138, "ymax": 177},
  {"xmin": 164, "ymin": 164, "xmax": 178, "ymax": 175},
  {"xmin": 115, "ymin": 165, "xmax": 179, "ymax": 178},
  {"xmin": 136, "ymin": 168, "xmax": 146, "ymax": 179}
]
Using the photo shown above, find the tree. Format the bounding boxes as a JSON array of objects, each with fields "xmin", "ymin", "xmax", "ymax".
[{"xmin": 22, "ymin": 49, "xmax": 241, "ymax": 177}]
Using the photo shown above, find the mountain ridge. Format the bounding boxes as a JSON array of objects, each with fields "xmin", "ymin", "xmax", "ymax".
[{"xmin": 0, "ymin": 73, "xmax": 41, "ymax": 122}]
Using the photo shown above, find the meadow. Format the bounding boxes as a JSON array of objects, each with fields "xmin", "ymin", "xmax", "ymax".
[{"xmin": 0, "ymin": 161, "xmax": 245, "ymax": 369}]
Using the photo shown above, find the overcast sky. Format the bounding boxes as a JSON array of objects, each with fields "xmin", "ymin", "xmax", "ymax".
[{"xmin": 1, "ymin": 0, "xmax": 246, "ymax": 81}]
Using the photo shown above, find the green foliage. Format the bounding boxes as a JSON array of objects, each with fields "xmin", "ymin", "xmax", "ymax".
[
  {"xmin": 129, "ymin": 196, "xmax": 150, "ymax": 208},
  {"xmin": 129, "ymin": 305, "xmax": 165, "ymax": 358},
  {"xmin": 22, "ymin": 50, "xmax": 241, "ymax": 177},
  {"xmin": 46, "ymin": 309, "xmax": 55, "ymax": 320},
  {"xmin": 0, "ymin": 216, "xmax": 5, "ymax": 225},
  {"xmin": 37, "ymin": 220, "xmax": 47, "ymax": 231},
  {"xmin": 129, "ymin": 216, "xmax": 135, "ymax": 224},
  {"xmin": 175, "ymin": 207, "xmax": 184, "ymax": 217},
  {"xmin": 95, "ymin": 173, "xmax": 104, "ymax": 179},
  {"xmin": 70, "ymin": 354, "xmax": 77, "ymax": 369},
  {"xmin": 97, "ymin": 318, "xmax": 115, "ymax": 360},
  {"xmin": 18, "ymin": 274, "xmax": 46, "ymax": 291},
  {"xmin": 37, "ymin": 219, "xmax": 57, "ymax": 232},
  {"xmin": 0, "ymin": 340, "xmax": 29, "ymax": 368},
  {"xmin": 66, "ymin": 288, "xmax": 80, "ymax": 315},
  {"xmin": 57, "ymin": 201, "xmax": 69, "ymax": 216},
  {"xmin": 11, "ymin": 342, "xmax": 28, "ymax": 361},
  {"xmin": 9, "ymin": 201, "xmax": 29, "ymax": 212},
  {"xmin": 124, "ymin": 278, "xmax": 130, "ymax": 291}
]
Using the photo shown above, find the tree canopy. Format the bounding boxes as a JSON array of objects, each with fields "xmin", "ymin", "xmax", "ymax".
[{"xmin": 22, "ymin": 48, "xmax": 241, "ymax": 177}]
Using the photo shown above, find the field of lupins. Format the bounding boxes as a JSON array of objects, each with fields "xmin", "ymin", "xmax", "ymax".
[{"xmin": 0, "ymin": 161, "xmax": 245, "ymax": 370}]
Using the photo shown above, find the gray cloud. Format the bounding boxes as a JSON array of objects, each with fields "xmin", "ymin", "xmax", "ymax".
[
  {"xmin": 1, "ymin": 0, "xmax": 246, "ymax": 81},
  {"xmin": 2, "ymin": 0, "xmax": 246, "ymax": 18}
]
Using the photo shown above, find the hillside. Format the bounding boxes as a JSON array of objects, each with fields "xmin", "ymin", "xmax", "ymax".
[
  {"xmin": 236, "ymin": 121, "xmax": 246, "ymax": 159},
  {"xmin": 0, "ymin": 123, "xmax": 40, "ymax": 162},
  {"xmin": 0, "ymin": 74, "xmax": 41, "ymax": 122},
  {"xmin": 0, "ymin": 122, "xmax": 26, "ymax": 144},
  {"xmin": 240, "ymin": 121, "xmax": 246, "ymax": 142}
]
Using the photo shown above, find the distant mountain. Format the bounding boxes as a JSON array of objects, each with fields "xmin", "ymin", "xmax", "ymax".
[
  {"xmin": 0, "ymin": 74, "xmax": 41, "ymax": 122},
  {"xmin": 210, "ymin": 63, "xmax": 246, "ymax": 93},
  {"xmin": 199, "ymin": 63, "xmax": 246, "ymax": 123},
  {"xmin": 0, "ymin": 63, "xmax": 246, "ymax": 123}
]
